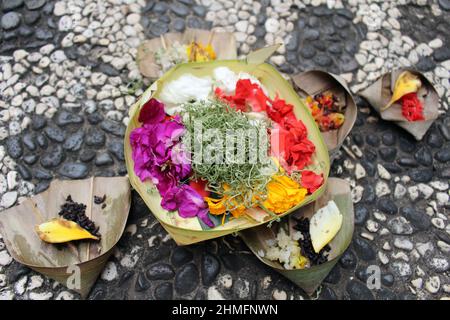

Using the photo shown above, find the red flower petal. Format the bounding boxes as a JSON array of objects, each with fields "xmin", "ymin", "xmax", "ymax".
[
  {"xmin": 301, "ymin": 170, "xmax": 324, "ymax": 194},
  {"xmin": 138, "ymin": 98, "xmax": 166, "ymax": 124}
]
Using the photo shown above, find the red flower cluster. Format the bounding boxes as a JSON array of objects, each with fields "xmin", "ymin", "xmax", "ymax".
[
  {"xmin": 267, "ymin": 97, "xmax": 315, "ymax": 172},
  {"xmin": 215, "ymin": 79, "xmax": 269, "ymax": 112},
  {"xmin": 215, "ymin": 79, "xmax": 316, "ymax": 172},
  {"xmin": 401, "ymin": 92, "xmax": 424, "ymax": 122}
]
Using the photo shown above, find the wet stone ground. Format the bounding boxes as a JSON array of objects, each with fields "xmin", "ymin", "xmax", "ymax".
[{"xmin": 0, "ymin": 0, "xmax": 449, "ymax": 300}]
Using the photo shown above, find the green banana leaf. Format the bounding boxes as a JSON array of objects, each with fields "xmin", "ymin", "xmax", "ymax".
[
  {"xmin": 239, "ymin": 178, "xmax": 354, "ymax": 296},
  {"xmin": 124, "ymin": 49, "xmax": 331, "ymax": 245},
  {"xmin": 0, "ymin": 177, "xmax": 131, "ymax": 298}
]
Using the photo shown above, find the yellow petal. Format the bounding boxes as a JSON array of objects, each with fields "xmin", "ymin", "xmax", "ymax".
[
  {"xmin": 383, "ymin": 71, "xmax": 422, "ymax": 111},
  {"xmin": 36, "ymin": 219, "xmax": 99, "ymax": 243},
  {"xmin": 310, "ymin": 200, "xmax": 342, "ymax": 253}
]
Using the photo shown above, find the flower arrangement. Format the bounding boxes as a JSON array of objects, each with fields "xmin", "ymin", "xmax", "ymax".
[
  {"xmin": 128, "ymin": 65, "xmax": 326, "ymax": 233},
  {"xmin": 125, "ymin": 58, "xmax": 329, "ymax": 244}
]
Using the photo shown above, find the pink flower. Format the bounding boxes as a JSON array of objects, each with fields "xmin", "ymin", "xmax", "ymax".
[{"xmin": 161, "ymin": 184, "xmax": 213, "ymax": 227}]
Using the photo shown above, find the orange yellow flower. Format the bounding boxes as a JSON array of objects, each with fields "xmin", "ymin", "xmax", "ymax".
[
  {"xmin": 263, "ymin": 175, "xmax": 307, "ymax": 214},
  {"xmin": 186, "ymin": 42, "xmax": 216, "ymax": 62},
  {"xmin": 204, "ymin": 185, "xmax": 246, "ymax": 219}
]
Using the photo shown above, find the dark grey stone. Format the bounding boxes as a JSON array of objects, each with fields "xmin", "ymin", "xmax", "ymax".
[
  {"xmin": 149, "ymin": 21, "xmax": 169, "ymax": 37},
  {"xmin": 58, "ymin": 162, "xmax": 89, "ymax": 179},
  {"xmin": 400, "ymin": 206, "xmax": 431, "ymax": 231},
  {"xmin": 433, "ymin": 47, "xmax": 450, "ymax": 61},
  {"xmin": 6, "ymin": 136, "xmax": 23, "ymax": 159},
  {"xmin": 35, "ymin": 28, "xmax": 53, "ymax": 40},
  {"xmin": 86, "ymin": 128, "xmax": 106, "ymax": 147},
  {"xmin": 100, "ymin": 120, "xmax": 125, "ymax": 137},
  {"xmin": 22, "ymin": 133, "xmax": 36, "ymax": 151},
  {"xmin": 40, "ymin": 145, "xmax": 64, "ymax": 168},
  {"xmin": 324, "ymin": 265, "xmax": 341, "ymax": 284},
  {"xmin": 171, "ymin": 247, "xmax": 193, "ymax": 267},
  {"xmin": 18, "ymin": 25, "xmax": 33, "ymax": 36},
  {"xmin": 153, "ymin": 2, "xmax": 169, "ymax": 14},
  {"xmin": 56, "ymin": 111, "xmax": 83, "ymax": 127},
  {"xmin": 414, "ymin": 146, "xmax": 433, "ymax": 166},
  {"xmin": 438, "ymin": 0, "xmax": 450, "ymax": 11},
  {"xmin": 99, "ymin": 63, "xmax": 120, "ymax": 77},
  {"xmin": 354, "ymin": 205, "xmax": 369, "ymax": 226},
  {"xmin": 1, "ymin": 12, "xmax": 21, "ymax": 30},
  {"xmin": 35, "ymin": 180, "xmax": 50, "ymax": 193},
  {"xmin": 33, "ymin": 168, "xmax": 52, "ymax": 180},
  {"xmin": 146, "ymin": 263, "xmax": 175, "ymax": 280},
  {"xmin": 36, "ymin": 133, "xmax": 48, "ymax": 149},
  {"xmin": 346, "ymin": 280, "xmax": 374, "ymax": 300},
  {"xmin": 377, "ymin": 288, "xmax": 397, "ymax": 300},
  {"xmin": 192, "ymin": 5, "xmax": 206, "ymax": 17},
  {"xmin": 23, "ymin": 154, "xmax": 38, "ymax": 165},
  {"xmin": 135, "ymin": 272, "xmax": 150, "ymax": 292},
  {"xmin": 172, "ymin": 18, "xmax": 185, "ymax": 32},
  {"xmin": 286, "ymin": 31, "xmax": 299, "ymax": 51},
  {"xmin": 174, "ymin": 263, "xmax": 199, "ymax": 295},
  {"xmin": 44, "ymin": 126, "xmax": 66, "ymax": 142},
  {"xmin": 63, "ymin": 130, "xmax": 84, "ymax": 152},
  {"xmin": 107, "ymin": 140, "xmax": 124, "ymax": 161},
  {"xmin": 409, "ymin": 168, "xmax": 433, "ymax": 183},
  {"xmin": 303, "ymin": 29, "xmax": 320, "ymax": 41},
  {"xmin": 435, "ymin": 148, "xmax": 450, "ymax": 163},
  {"xmin": 24, "ymin": 0, "xmax": 46, "ymax": 10},
  {"xmin": 353, "ymin": 237, "xmax": 376, "ymax": 261},
  {"xmin": 299, "ymin": 45, "xmax": 316, "ymax": 59},
  {"xmin": 87, "ymin": 113, "xmax": 103, "ymax": 125},
  {"xmin": 95, "ymin": 153, "xmax": 114, "ymax": 166},
  {"xmin": 377, "ymin": 198, "xmax": 398, "ymax": 215},
  {"xmin": 23, "ymin": 10, "xmax": 39, "ymax": 25},
  {"xmin": 381, "ymin": 131, "xmax": 396, "ymax": 146},
  {"xmin": 201, "ymin": 253, "xmax": 220, "ymax": 286},
  {"xmin": 378, "ymin": 147, "xmax": 397, "ymax": 162},
  {"xmin": 3, "ymin": 0, "xmax": 24, "ymax": 11},
  {"xmin": 339, "ymin": 249, "xmax": 357, "ymax": 269},
  {"xmin": 80, "ymin": 149, "xmax": 96, "ymax": 162},
  {"xmin": 17, "ymin": 164, "xmax": 31, "ymax": 180},
  {"xmin": 154, "ymin": 282, "xmax": 173, "ymax": 300}
]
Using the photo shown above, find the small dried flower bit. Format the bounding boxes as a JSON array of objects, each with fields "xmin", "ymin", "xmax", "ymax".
[
  {"xmin": 94, "ymin": 194, "xmax": 106, "ymax": 205},
  {"xmin": 59, "ymin": 196, "xmax": 101, "ymax": 239},
  {"xmin": 36, "ymin": 219, "xmax": 99, "ymax": 244},
  {"xmin": 305, "ymin": 91, "xmax": 345, "ymax": 132},
  {"xmin": 401, "ymin": 92, "xmax": 425, "ymax": 122},
  {"xmin": 383, "ymin": 70, "xmax": 422, "ymax": 111}
]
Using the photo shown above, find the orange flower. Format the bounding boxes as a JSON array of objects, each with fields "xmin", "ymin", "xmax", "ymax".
[{"xmin": 263, "ymin": 175, "xmax": 307, "ymax": 214}]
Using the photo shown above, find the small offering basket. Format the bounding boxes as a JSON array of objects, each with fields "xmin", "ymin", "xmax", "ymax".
[{"xmin": 240, "ymin": 178, "xmax": 354, "ymax": 296}]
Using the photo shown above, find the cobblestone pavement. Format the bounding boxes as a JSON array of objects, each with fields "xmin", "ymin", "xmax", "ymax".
[{"xmin": 0, "ymin": 0, "xmax": 449, "ymax": 300}]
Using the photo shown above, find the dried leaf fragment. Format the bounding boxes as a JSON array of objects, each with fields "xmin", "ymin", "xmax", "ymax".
[
  {"xmin": 36, "ymin": 219, "xmax": 99, "ymax": 244},
  {"xmin": 382, "ymin": 71, "xmax": 422, "ymax": 111}
]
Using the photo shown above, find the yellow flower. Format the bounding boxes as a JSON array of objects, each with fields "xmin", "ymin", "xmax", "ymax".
[
  {"xmin": 186, "ymin": 42, "xmax": 217, "ymax": 62},
  {"xmin": 204, "ymin": 185, "xmax": 246, "ymax": 219},
  {"xmin": 263, "ymin": 175, "xmax": 307, "ymax": 214}
]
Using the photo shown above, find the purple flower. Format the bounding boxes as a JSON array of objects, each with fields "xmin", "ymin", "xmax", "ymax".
[
  {"xmin": 130, "ymin": 98, "xmax": 213, "ymax": 228},
  {"xmin": 161, "ymin": 185, "xmax": 214, "ymax": 227}
]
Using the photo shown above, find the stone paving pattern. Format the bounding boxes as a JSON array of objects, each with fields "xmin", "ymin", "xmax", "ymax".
[{"xmin": 0, "ymin": 0, "xmax": 449, "ymax": 300}]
